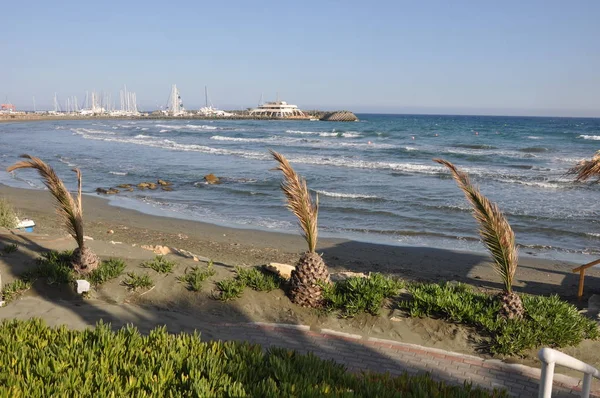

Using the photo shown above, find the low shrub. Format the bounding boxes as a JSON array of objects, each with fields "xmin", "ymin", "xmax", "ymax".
[
  {"xmin": 141, "ymin": 255, "xmax": 176, "ymax": 274},
  {"xmin": 215, "ymin": 277, "xmax": 246, "ymax": 301},
  {"xmin": 1, "ymin": 279, "xmax": 32, "ymax": 302},
  {"xmin": 0, "ymin": 198, "xmax": 18, "ymax": 229},
  {"xmin": 121, "ymin": 272, "xmax": 153, "ymax": 291},
  {"xmin": 214, "ymin": 267, "xmax": 282, "ymax": 300},
  {"xmin": 23, "ymin": 250, "xmax": 76, "ymax": 285},
  {"xmin": 2, "ymin": 243, "xmax": 18, "ymax": 254},
  {"xmin": 177, "ymin": 262, "xmax": 216, "ymax": 291},
  {"xmin": 400, "ymin": 282, "xmax": 599, "ymax": 355},
  {"xmin": 88, "ymin": 258, "xmax": 126, "ymax": 286},
  {"xmin": 0, "ymin": 319, "xmax": 508, "ymax": 397},
  {"xmin": 322, "ymin": 273, "xmax": 404, "ymax": 317},
  {"xmin": 236, "ymin": 266, "xmax": 282, "ymax": 292}
]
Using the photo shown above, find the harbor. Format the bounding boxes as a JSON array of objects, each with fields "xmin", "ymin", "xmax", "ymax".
[{"xmin": 0, "ymin": 85, "xmax": 358, "ymax": 122}]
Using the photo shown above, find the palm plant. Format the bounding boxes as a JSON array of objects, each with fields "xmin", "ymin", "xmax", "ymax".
[
  {"xmin": 270, "ymin": 150, "xmax": 330, "ymax": 307},
  {"xmin": 568, "ymin": 150, "xmax": 600, "ymax": 183},
  {"xmin": 434, "ymin": 158, "xmax": 523, "ymax": 319},
  {"xmin": 7, "ymin": 155, "xmax": 99, "ymax": 274}
]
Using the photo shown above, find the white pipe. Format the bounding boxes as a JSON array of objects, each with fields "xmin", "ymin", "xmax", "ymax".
[{"xmin": 538, "ymin": 348, "xmax": 600, "ymax": 398}]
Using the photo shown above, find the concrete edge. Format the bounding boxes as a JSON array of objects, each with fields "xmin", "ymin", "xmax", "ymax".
[{"xmin": 241, "ymin": 322, "xmax": 600, "ymax": 394}]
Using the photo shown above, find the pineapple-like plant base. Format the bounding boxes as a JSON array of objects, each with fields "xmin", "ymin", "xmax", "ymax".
[
  {"xmin": 289, "ymin": 252, "xmax": 330, "ymax": 308},
  {"xmin": 498, "ymin": 291, "xmax": 525, "ymax": 320},
  {"xmin": 72, "ymin": 246, "xmax": 100, "ymax": 275}
]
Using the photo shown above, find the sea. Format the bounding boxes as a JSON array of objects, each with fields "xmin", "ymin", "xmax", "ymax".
[{"xmin": 0, "ymin": 114, "xmax": 599, "ymax": 264}]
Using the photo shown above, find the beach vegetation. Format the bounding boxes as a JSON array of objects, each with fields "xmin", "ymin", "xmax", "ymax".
[
  {"xmin": 0, "ymin": 319, "xmax": 508, "ymax": 397},
  {"xmin": 141, "ymin": 255, "xmax": 176, "ymax": 274},
  {"xmin": 322, "ymin": 273, "xmax": 404, "ymax": 317},
  {"xmin": 400, "ymin": 282, "xmax": 599, "ymax": 355},
  {"xmin": 2, "ymin": 243, "xmax": 18, "ymax": 254},
  {"xmin": 177, "ymin": 262, "xmax": 216, "ymax": 291},
  {"xmin": 26, "ymin": 250, "xmax": 76, "ymax": 285},
  {"xmin": 121, "ymin": 272, "xmax": 153, "ymax": 291},
  {"xmin": 236, "ymin": 266, "xmax": 282, "ymax": 292},
  {"xmin": 1, "ymin": 279, "xmax": 32, "ymax": 302},
  {"xmin": 214, "ymin": 277, "xmax": 246, "ymax": 301},
  {"xmin": 7, "ymin": 156, "xmax": 100, "ymax": 274},
  {"xmin": 271, "ymin": 150, "xmax": 330, "ymax": 308},
  {"xmin": 214, "ymin": 266, "xmax": 283, "ymax": 300},
  {"xmin": 88, "ymin": 258, "xmax": 126, "ymax": 286},
  {"xmin": 0, "ymin": 198, "xmax": 18, "ymax": 229},
  {"xmin": 434, "ymin": 159, "xmax": 524, "ymax": 320}
]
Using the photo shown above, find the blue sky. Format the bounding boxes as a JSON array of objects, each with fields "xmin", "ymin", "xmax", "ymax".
[{"xmin": 1, "ymin": 0, "xmax": 599, "ymax": 116}]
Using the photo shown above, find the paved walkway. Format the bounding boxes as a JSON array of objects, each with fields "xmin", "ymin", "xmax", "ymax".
[{"xmin": 0, "ymin": 296, "xmax": 598, "ymax": 398}]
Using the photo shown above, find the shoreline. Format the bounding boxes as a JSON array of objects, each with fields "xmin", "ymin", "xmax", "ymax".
[{"xmin": 1, "ymin": 183, "xmax": 598, "ymax": 300}]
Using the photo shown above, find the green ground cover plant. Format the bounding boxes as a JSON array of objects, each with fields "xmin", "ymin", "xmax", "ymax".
[
  {"xmin": 322, "ymin": 273, "xmax": 404, "ymax": 317},
  {"xmin": 141, "ymin": 255, "xmax": 176, "ymax": 274},
  {"xmin": 0, "ymin": 198, "xmax": 18, "ymax": 229},
  {"xmin": 177, "ymin": 262, "xmax": 216, "ymax": 291},
  {"xmin": 1, "ymin": 279, "xmax": 32, "ymax": 302},
  {"xmin": 121, "ymin": 272, "xmax": 154, "ymax": 291},
  {"xmin": 0, "ymin": 319, "xmax": 508, "ymax": 397},
  {"xmin": 215, "ymin": 267, "xmax": 282, "ymax": 301},
  {"xmin": 400, "ymin": 282, "xmax": 599, "ymax": 355},
  {"xmin": 236, "ymin": 266, "xmax": 282, "ymax": 292},
  {"xmin": 88, "ymin": 258, "xmax": 126, "ymax": 286},
  {"xmin": 2, "ymin": 243, "xmax": 18, "ymax": 254}
]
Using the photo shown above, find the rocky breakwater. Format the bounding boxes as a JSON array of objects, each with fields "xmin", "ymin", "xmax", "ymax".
[{"xmin": 319, "ymin": 111, "xmax": 359, "ymax": 122}]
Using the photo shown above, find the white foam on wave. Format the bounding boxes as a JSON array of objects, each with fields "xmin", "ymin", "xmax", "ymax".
[
  {"xmin": 74, "ymin": 131, "xmax": 270, "ymax": 161},
  {"xmin": 156, "ymin": 124, "xmax": 219, "ymax": 131},
  {"xmin": 527, "ymin": 136, "xmax": 542, "ymax": 140},
  {"xmin": 314, "ymin": 190, "xmax": 379, "ymax": 199},
  {"xmin": 586, "ymin": 233, "xmax": 600, "ymax": 238},
  {"xmin": 210, "ymin": 135, "xmax": 275, "ymax": 143},
  {"xmin": 497, "ymin": 178, "xmax": 563, "ymax": 189},
  {"xmin": 57, "ymin": 157, "xmax": 77, "ymax": 167},
  {"xmin": 445, "ymin": 147, "xmax": 537, "ymax": 159},
  {"xmin": 134, "ymin": 134, "xmax": 152, "ymax": 139},
  {"xmin": 578, "ymin": 135, "xmax": 600, "ymax": 140},
  {"xmin": 285, "ymin": 129, "xmax": 362, "ymax": 138},
  {"xmin": 71, "ymin": 127, "xmax": 116, "ymax": 136},
  {"xmin": 109, "ymin": 171, "xmax": 127, "ymax": 176}
]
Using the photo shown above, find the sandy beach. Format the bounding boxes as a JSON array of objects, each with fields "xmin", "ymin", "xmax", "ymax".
[{"xmin": 1, "ymin": 183, "xmax": 599, "ymax": 370}]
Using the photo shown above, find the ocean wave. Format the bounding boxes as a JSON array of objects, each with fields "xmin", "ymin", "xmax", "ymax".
[
  {"xmin": 285, "ymin": 130, "xmax": 361, "ymax": 138},
  {"xmin": 519, "ymin": 147, "xmax": 549, "ymax": 153},
  {"xmin": 496, "ymin": 178, "xmax": 563, "ymax": 189},
  {"xmin": 134, "ymin": 134, "xmax": 152, "ymax": 138},
  {"xmin": 155, "ymin": 124, "xmax": 219, "ymax": 131},
  {"xmin": 527, "ymin": 136, "xmax": 542, "ymax": 140},
  {"xmin": 445, "ymin": 147, "xmax": 536, "ymax": 159},
  {"xmin": 313, "ymin": 190, "xmax": 379, "ymax": 199},
  {"xmin": 57, "ymin": 156, "xmax": 77, "ymax": 167},
  {"xmin": 109, "ymin": 171, "xmax": 127, "ymax": 176},
  {"xmin": 71, "ymin": 128, "xmax": 116, "ymax": 136},
  {"xmin": 578, "ymin": 135, "xmax": 600, "ymax": 140},
  {"xmin": 210, "ymin": 135, "xmax": 275, "ymax": 143},
  {"xmin": 586, "ymin": 233, "xmax": 600, "ymax": 238},
  {"xmin": 453, "ymin": 144, "xmax": 497, "ymax": 150}
]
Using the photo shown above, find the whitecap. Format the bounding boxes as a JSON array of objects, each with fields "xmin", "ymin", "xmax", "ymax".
[
  {"xmin": 109, "ymin": 171, "xmax": 127, "ymax": 176},
  {"xmin": 578, "ymin": 135, "xmax": 600, "ymax": 140},
  {"xmin": 314, "ymin": 190, "xmax": 379, "ymax": 199}
]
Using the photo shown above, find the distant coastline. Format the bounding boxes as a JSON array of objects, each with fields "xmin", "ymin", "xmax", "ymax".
[{"xmin": 0, "ymin": 110, "xmax": 359, "ymax": 123}]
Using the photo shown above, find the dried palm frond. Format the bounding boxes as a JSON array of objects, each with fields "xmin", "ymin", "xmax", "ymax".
[
  {"xmin": 568, "ymin": 150, "xmax": 600, "ymax": 183},
  {"xmin": 434, "ymin": 158, "xmax": 518, "ymax": 293},
  {"xmin": 270, "ymin": 150, "xmax": 319, "ymax": 252},
  {"xmin": 7, "ymin": 155, "xmax": 84, "ymax": 248}
]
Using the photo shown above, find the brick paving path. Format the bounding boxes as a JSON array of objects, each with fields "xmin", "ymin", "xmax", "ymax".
[{"xmin": 1, "ymin": 297, "xmax": 598, "ymax": 397}]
